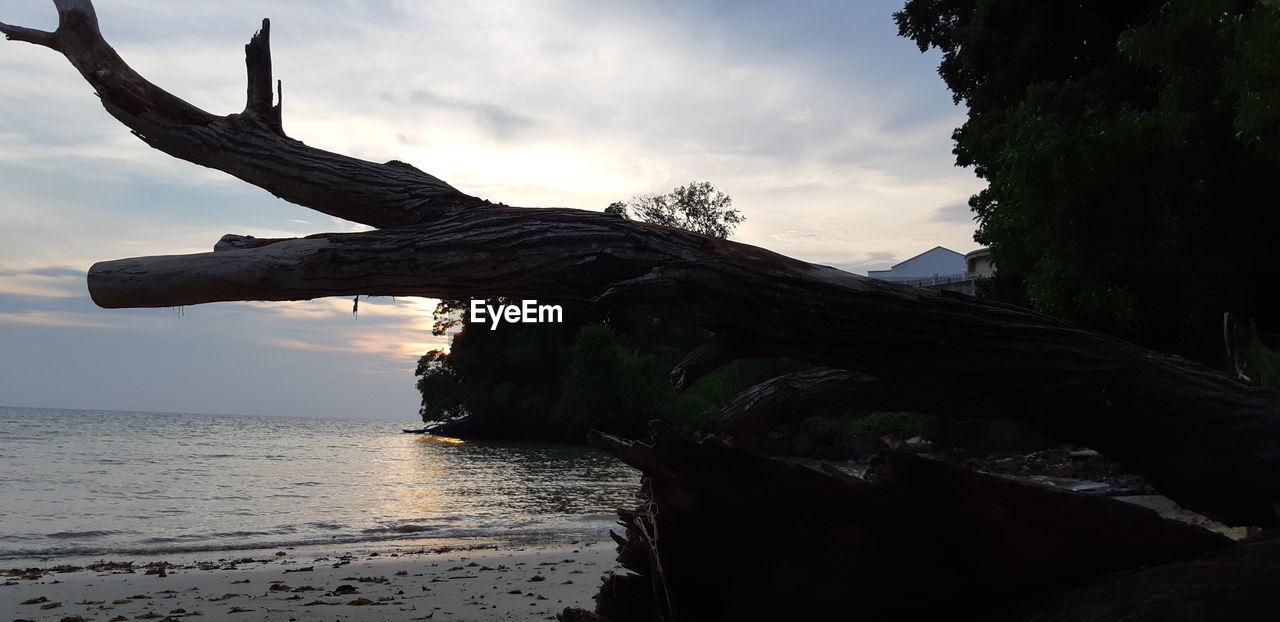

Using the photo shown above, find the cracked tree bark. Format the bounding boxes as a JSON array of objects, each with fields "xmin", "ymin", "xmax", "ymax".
[{"xmin": 6, "ymin": 2, "xmax": 1280, "ymax": 619}]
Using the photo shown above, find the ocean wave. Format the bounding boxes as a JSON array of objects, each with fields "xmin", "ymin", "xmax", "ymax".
[
  {"xmin": 361, "ymin": 524, "xmax": 434, "ymax": 534},
  {"xmin": 46, "ymin": 530, "xmax": 127, "ymax": 540},
  {"xmin": 141, "ymin": 536, "xmax": 186, "ymax": 544},
  {"xmin": 305, "ymin": 522, "xmax": 348, "ymax": 531},
  {"xmin": 207, "ymin": 530, "xmax": 275, "ymax": 539},
  {"xmin": 0, "ymin": 522, "xmax": 615, "ymax": 563},
  {"xmin": 568, "ymin": 513, "xmax": 620, "ymax": 522}
]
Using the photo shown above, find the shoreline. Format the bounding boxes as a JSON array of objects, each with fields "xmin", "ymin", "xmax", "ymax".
[
  {"xmin": 2, "ymin": 534, "xmax": 616, "ymax": 621},
  {"xmin": 0, "ymin": 525, "xmax": 621, "ymax": 570}
]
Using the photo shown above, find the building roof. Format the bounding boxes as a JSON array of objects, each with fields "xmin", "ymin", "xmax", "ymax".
[
  {"xmin": 889, "ymin": 246, "xmax": 964, "ymax": 269},
  {"xmin": 964, "ymin": 247, "xmax": 992, "ymax": 261}
]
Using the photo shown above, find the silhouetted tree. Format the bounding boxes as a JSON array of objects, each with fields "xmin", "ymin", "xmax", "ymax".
[
  {"xmin": 607, "ymin": 181, "xmax": 743, "ymax": 239},
  {"xmin": 897, "ymin": 0, "xmax": 1280, "ymax": 364}
]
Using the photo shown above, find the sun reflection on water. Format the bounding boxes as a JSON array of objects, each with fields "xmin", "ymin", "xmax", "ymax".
[{"xmin": 367, "ymin": 434, "xmax": 641, "ymax": 535}]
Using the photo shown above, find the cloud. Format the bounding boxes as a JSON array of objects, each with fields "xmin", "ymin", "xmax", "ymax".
[
  {"xmin": 0, "ymin": 266, "xmax": 86, "ymax": 298},
  {"xmin": 828, "ymin": 250, "xmax": 902, "ymax": 275},
  {"xmin": 385, "ymin": 88, "xmax": 536, "ymax": 141},
  {"xmin": 20, "ymin": 266, "xmax": 84, "ymax": 278},
  {"xmin": 259, "ymin": 337, "xmax": 360, "ymax": 353},
  {"xmin": 246, "ymin": 297, "xmax": 446, "ymax": 365},
  {"xmin": 0, "ymin": 311, "xmax": 111, "ymax": 328},
  {"xmin": 931, "ymin": 201, "xmax": 977, "ymax": 224}
]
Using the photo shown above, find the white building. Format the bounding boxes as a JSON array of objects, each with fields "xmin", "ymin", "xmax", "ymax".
[
  {"xmin": 868, "ymin": 246, "xmax": 994, "ymax": 295},
  {"xmin": 964, "ymin": 247, "xmax": 995, "ymax": 277},
  {"xmin": 867, "ymin": 246, "xmax": 966, "ymax": 282}
]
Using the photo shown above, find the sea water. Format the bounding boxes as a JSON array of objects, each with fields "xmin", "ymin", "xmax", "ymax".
[{"xmin": 0, "ymin": 406, "xmax": 640, "ymax": 564}]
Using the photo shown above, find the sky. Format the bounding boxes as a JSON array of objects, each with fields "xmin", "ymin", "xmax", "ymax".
[{"xmin": 0, "ymin": 0, "xmax": 982, "ymax": 421}]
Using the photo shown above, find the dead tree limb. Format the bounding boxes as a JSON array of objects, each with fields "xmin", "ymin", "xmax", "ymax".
[
  {"xmin": 84, "ymin": 207, "xmax": 1280, "ymax": 526},
  {"xmin": 1, "ymin": 1, "xmax": 481, "ymax": 228},
  {"xmin": 6, "ymin": 0, "xmax": 1280, "ymax": 530}
]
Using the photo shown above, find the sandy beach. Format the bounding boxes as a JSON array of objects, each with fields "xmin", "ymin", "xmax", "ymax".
[{"xmin": 2, "ymin": 537, "xmax": 616, "ymax": 622}]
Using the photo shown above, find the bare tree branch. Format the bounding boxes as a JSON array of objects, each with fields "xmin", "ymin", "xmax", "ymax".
[
  {"xmin": 0, "ymin": 21, "xmax": 57, "ymax": 49},
  {"xmin": 2, "ymin": 0, "xmax": 482, "ymax": 228},
  {"xmin": 242, "ymin": 19, "xmax": 283, "ymax": 136}
]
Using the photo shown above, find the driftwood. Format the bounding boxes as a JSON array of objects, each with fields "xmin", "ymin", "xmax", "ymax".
[{"xmin": 6, "ymin": 2, "xmax": 1280, "ymax": 619}]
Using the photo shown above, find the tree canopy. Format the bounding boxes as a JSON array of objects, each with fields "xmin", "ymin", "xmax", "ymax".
[
  {"xmin": 415, "ymin": 182, "xmax": 772, "ymax": 441},
  {"xmin": 897, "ymin": 0, "xmax": 1280, "ymax": 364},
  {"xmin": 606, "ymin": 181, "xmax": 744, "ymax": 239}
]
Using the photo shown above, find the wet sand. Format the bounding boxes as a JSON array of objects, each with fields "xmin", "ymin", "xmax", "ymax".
[{"xmin": 2, "ymin": 538, "xmax": 615, "ymax": 621}]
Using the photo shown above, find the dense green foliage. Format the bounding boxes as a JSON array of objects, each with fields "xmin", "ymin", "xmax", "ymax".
[
  {"xmin": 897, "ymin": 0, "xmax": 1280, "ymax": 363},
  {"xmin": 414, "ymin": 303, "xmax": 805, "ymax": 442},
  {"xmin": 1225, "ymin": 314, "xmax": 1280, "ymax": 388},
  {"xmin": 414, "ymin": 182, "xmax": 801, "ymax": 442}
]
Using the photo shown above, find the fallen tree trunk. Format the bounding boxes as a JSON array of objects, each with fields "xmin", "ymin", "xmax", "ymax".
[
  {"xmin": 85, "ymin": 208, "xmax": 1280, "ymax": 526},
  {"xmin": 6, "ymin": 0, "xmax": 1280, "ymax": 528},
  {"xmin": 565, "ymin": 429, "xmax": 1233, "ymax": 621}
]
